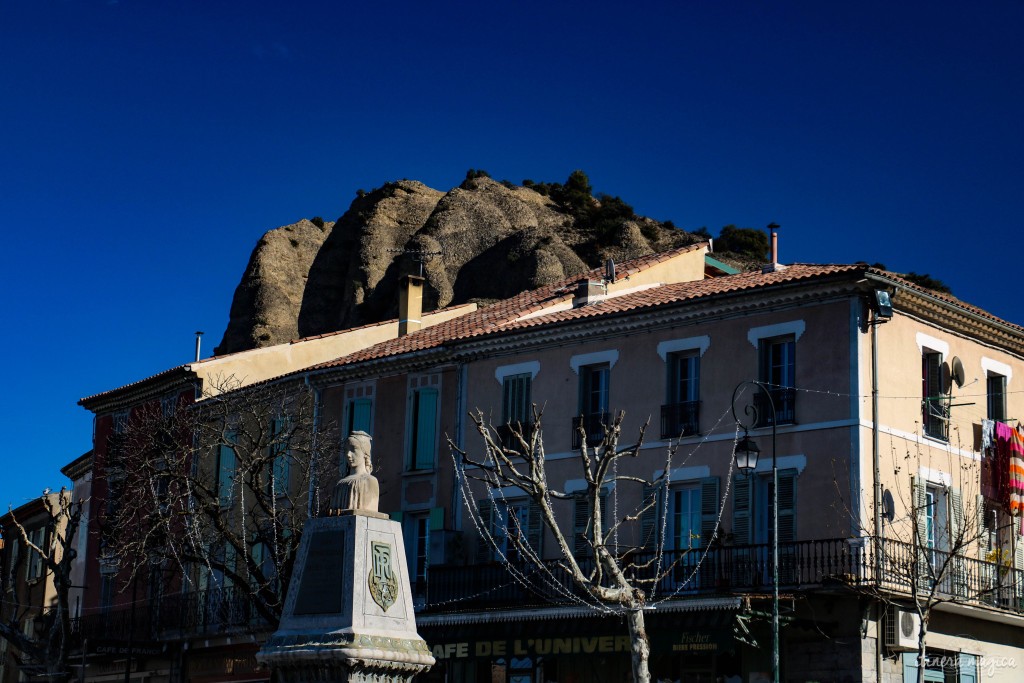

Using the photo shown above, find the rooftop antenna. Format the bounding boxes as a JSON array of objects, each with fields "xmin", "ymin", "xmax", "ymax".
[
  {"xmin": 194, "ymin": 331, "xmax": 204, "ymax": 362},
  {"xmin": 388, "ymin": 246, "xmax": 444, "ymax": 277}
]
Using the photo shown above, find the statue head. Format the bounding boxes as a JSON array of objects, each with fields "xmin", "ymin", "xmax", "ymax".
[{"xmin": 345, "ymin": 431, "xmax": 373, "ymax": 475}]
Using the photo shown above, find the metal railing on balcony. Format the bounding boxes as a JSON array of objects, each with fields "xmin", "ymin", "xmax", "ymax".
[
  {"xmin": 73, "ymin": 585, "xmax": 272, "ymax": 645},
  {"xmin": 496, "ymin": 422, "xmax": 536, "ymax": 451},
  {"xmin": 419, "ymin": 537, "xmax": 1024, "ymax": 616},
  {"xmin": 754, "ymin": 387, "xmax": 795, "ymax": 426},
  {"xmin": 660, "ymin": 401, "xmax": 700, "ymax": 438},
  {"xmin": 572, "ymin": 412, "xmax": 610, "ymax": 449}
]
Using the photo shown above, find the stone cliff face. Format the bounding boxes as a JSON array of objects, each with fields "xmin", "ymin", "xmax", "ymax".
[{"xmin": 215, "ymin": 177, "xmax": 701, "ymax": 355}]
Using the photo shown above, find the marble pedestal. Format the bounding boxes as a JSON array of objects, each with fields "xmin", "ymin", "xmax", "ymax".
[{"xmin": 257, "ymin": 512, "xmax": 435, "ymax": 683}]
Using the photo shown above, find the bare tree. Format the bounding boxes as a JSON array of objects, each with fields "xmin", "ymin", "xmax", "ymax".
[
  {"xmin": 101, "ymin": 376, "xmax": 338, "ymax": 625},
  {"xmin": 451, "ymin": 408, "xmax": 725, "ymax": 683},
  {"xmin": 0, "ymin": 490, "xmax": 83, "ymax": 683}
]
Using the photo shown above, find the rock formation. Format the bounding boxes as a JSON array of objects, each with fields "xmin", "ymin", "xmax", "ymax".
[{"xmin": 215, "ymin": 176, "xmax": 702, "ymax": 355}]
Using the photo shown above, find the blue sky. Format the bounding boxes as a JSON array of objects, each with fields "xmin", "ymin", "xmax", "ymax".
[{"xmin": 2, "ymin": 1, "xmax": 1023, "ymax": 507}]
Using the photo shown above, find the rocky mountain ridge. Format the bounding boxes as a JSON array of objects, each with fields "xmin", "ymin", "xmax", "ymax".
[{"xmin": 215, "ymin": 176, "xmax": 705, "ymax": 355}]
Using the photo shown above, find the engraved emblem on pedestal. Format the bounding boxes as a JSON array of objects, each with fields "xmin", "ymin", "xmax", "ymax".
[{"xmin": 368, "ymin": 541, "xmax": 399, "ymax": 611}]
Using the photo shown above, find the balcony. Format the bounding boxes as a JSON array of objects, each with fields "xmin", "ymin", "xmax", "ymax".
[
  {"xmin": 572, "ymin": 412, "xmax": 610, "ymax": 449},
  {"xmin": 754, "ymin": 387, "xmax": 795, "ymax": 426},
  {"xmin": 660, "ymin": 401, "xmax": 700, "ymax": 438},
  {"xmin": 496, "ymin": 422, "xmax": 536, "ymax": 451},
  {"xmin": 418, "ymin": 537, "xmax": 1024, "ymax": 616},
  {"xmin": 73, "ymin": 585, "xmax": 272, "ymax": 646}
]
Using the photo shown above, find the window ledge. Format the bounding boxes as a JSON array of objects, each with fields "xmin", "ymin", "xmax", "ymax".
[{"xmin": 403, "ymin": 468, "xmax": 436, "ymax": 478}]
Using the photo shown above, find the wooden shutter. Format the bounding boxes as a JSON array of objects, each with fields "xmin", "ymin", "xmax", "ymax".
[
  {"xmin": 527, "ymin": 499, "xmax": 543, "ymax": 554},
  {"xmin": 476, "ymin": 499, "xmax": 493, "ymax": 563},
  {"xmin": 429, "ymin": 507, "xmax": 445, "ymax": 532},
  {"xmin": 776, "ymin": 469, "xmax": 797, "ymax": 542},
  {"xmin": 640, "ymin": 483, "xmax": 662, "ymax": 550},
  {"xmin": 573, "ymin": 494, "xmax": 590, "ymax": 558},
  {"xmin": 414, "ymin": 388, "xmax": 438, "ymax": 469},
  {"xmin": 1015, "ymin": 517, "xmax": 1024, "ymax": 570},
  {"xmin": 699, "ymin": 477, "xmax": 720, "ymax": 546},
  {"xmin": 917, "ymin": 479, "xmax": 933, "ymax": 585},
  {"xmin": 732, "ymin": 475, "xmax": 752, "ymax": 545},
  {"xmin": 948, "ymin": 486, "xmax": 963, "ymax": 545}
]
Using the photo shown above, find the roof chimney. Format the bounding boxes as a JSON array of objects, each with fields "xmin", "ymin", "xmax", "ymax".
[
  {"xmin": 194, "ymin": 331, "xmax": 204, "ymax": 362},
  {"xmin": 573, "ymin": 279, "xmax": 605, "ymax": 307},
  {"xmin": 398, "ymin": 275, "xmax": 424, "ymax": 336},
  {"xmin": 762, "ymin": 223, "xmax": 786, "ymax": 273}
]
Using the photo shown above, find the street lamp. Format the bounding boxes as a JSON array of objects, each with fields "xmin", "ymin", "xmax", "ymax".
[{"xmin": 731, "ymin": 381, "xmax": 779, "ymax": 683}]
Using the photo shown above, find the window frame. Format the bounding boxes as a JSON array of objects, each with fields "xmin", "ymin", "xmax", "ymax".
[
  {"xmin": 757, "ymin": 335, "xmax": 796, "ymax": 426},
  {"xmin": 987, "ymin": 373, "xmax": 1007, "ymax": 422},
  {"xmin": 922, "ymin": 350, "xmax": 949, "ymax": 440},
  {"xmin": 662, "ymin": 350, "xmax": 701, "ymax": 437}
]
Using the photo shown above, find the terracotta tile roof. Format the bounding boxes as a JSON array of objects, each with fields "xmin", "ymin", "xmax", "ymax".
[
  {"xmin": 875, "ymin": 270, "xmax": 1024, "ymax": 334},
  {"xmin": 311, "ymin": 249, "xmax": 874, "ymax": 372}
]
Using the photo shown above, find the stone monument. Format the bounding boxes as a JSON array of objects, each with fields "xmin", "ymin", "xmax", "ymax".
[{"xmin": 257, "ymin": 432, "xmax": 435, "ymax": 682}]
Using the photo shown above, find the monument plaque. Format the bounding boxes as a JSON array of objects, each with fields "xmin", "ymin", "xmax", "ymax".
[{"xmin": 293, "ymin": 528, "xmax": 345, "ymax": 615}]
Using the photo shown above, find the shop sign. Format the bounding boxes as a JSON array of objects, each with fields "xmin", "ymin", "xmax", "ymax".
[
  {"xmin": 654, "ymin": 629, "xmax": 734, "ymax": 655},
  {"xmin": 90, "ymin": 642, "xmax": 166, "ymax": 657},
  {"xmin": 430, "ymin": 635, "xmax": 634, "ymax": 660}
]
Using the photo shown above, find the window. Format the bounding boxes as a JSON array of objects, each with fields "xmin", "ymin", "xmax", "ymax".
[
  {"xmin": 732, "ymin": 470, "xmax": 797, "ymax": 585},
  {"xmin": 409, "ymin": 387, "xmax": 438, "ymax": 470},
  {"xmin": 500, "ymin": 373, "xmax": 533, "ymax": 447},
  {"xmin": 574, "ymin": 363, "xmax": 610, "ymax": 447},
  {"xmin": 26, "ymin": 528, "xmax": 45, "ymax": 581},
  {"xmin": 5, "ymin": 538, "xmax": 19, "ymax": 592},
  {"xmin": 669, "ymin": 486, "xmax": 702, "ymax": 551},
  {"xmin": 758, "ymin": 337, "xmax": 795, "ymax": 425},
  {"xmin": 100, "ymin": 573, "xmax": 115, "ymax": 614},
  {"xmin": 476, "ymin": 498, "xmax": 541, "ymax": 563},
  {"xmin": 217, "ymin": 431, "xmax": 237, "ymax": 507},
  {"xmin": 502, "ymin": 373, "xmax": 532, "ymax": 427},
  {"xmin": 405, "ymin": 515, "xmax": 430, "ymax": 589},
  {"xmin": 269, "ymin": 417, "xmax": 291, "ymax": 496},
  {"xmin": 922, "ymin": 351, "xmax": 948, "ymax": 440},
  {"xmin": 987, "ymin": 373, "xmax": 1006, "ymax": 422},
  {"xmin": 912, "ymin": 476, "xmax": 964, "ymax": 587},
  {"xmin": 347, "ymin": 398, "xmax": 372, "ymax": 435},
  {"xmin": 662, "ymin": 351, "xmax": 700, "ymax": 437},
  {"xmin": 733, "ymin": 473, "xmax": 794, "ymax": 548},
  {"xmin": 640, "ymin": 478, "xmax": 720, "ymax": 551}
]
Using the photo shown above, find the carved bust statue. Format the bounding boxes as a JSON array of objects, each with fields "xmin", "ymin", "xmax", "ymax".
[{"xmin": 330, "ymin": 431, "xmax": 380, "ymax": 513}]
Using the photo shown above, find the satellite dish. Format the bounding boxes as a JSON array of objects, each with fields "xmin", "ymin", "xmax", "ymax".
[
  {"xmin": 882, "ymin": 489, "xmax": 895, "ymax": 524},
  {"xmin": 939, "ymin": 362, "xmax": 951, "ymax": 395},
  {"xmin": 950, "ymin": 356, "xmax": 966, "ymax": 388}
]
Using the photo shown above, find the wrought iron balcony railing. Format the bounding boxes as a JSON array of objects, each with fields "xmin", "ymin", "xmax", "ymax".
[
  {"xmin": 572, "ymin": 412, "xmax": 610, "ymax": 449},
  {"xmin": 754, "ymin": 387, "xmax": 795, "ymax": 426},
  {"xmin": 418, "ymin": 537, "xmax": 1024, "ymax": 616},
  {"xmin": 660, "ymin": 401, "xmax": 700, "ymax": 438}
]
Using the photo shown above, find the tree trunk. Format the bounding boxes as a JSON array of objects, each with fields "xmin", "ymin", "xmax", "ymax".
[
  {"xmin": 916, "ymin": 618, "xmax": 928, "ymax": 683},
  {"xmin": 626, "ymin": 607, "xmax": 651, "ymax": 683}
]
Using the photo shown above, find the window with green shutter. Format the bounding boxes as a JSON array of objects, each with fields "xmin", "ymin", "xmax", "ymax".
[{"xmin": 410, "ymin": 387, "xmax": 438, "ymax": 470}]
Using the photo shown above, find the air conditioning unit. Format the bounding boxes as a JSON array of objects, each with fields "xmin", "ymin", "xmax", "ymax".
[{"xmin": 885, "ymin": 608, "xmax": 921, "ymax": 651}]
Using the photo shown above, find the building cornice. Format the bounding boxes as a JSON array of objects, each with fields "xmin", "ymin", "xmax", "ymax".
[{"xmin": 78, "ymin": 367, "xmax": 198, "ymax": 415}]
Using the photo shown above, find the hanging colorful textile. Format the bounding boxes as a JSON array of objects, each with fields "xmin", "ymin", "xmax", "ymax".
[
  {"xmin": 1013, "ymin": 425, "xmax": 1024, "ymax": 517},
  {"xmin": 995, "ymin": 421, "xmax": 1024, "ymax": 516}
]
